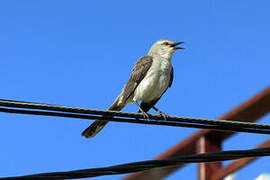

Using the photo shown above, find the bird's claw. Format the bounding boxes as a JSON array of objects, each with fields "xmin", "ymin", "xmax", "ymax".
[
  {"xmin": 141, "ymin": 111, "xmax": 150, "ymax": 121},
  {"xmin": 157, "ymin": 111, "xmax": 168, "ymax": 120}
]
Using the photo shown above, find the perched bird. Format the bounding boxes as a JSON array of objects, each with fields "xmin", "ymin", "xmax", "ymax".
[{"xmin": 82, "ymin": 39, "xmax": 184, "ymax": 138}]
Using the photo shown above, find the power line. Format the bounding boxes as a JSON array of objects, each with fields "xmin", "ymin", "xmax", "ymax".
[
  {"xmin": 0, "ymin": 99, "xmax": 270, "ymax": 134},
  {"xmin": 1, "ymin": 147, "xmax": 270, "ymax": 180}
]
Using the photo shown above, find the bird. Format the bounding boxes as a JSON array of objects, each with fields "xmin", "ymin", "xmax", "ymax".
[{"xmin": 82, "ymin": 39, "xmax": 184, "ymax": 138}]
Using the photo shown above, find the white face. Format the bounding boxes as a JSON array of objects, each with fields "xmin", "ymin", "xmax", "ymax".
[
  {"xmin": 149, "ymin": 39, "xmax": 183, "ymax": 58},
  {"xmin": 156, "ymin": 40, "xmax": 176, "ymax": 53}
]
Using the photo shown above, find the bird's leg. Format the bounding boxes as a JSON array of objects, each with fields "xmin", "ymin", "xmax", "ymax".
[
  {"xmin": 152, "ymin": 106, "xmax": 168, "ymax": 120},
  {"xmin": 135, "ymin": 101, "xmax": 150, "ymax": 120}
]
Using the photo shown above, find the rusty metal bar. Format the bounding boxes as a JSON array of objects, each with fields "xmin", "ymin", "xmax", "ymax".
[
  {"xmin": 210, "ymin": 138, "xmax": 270, "ymax": 180},
  {"xmin": 197, "ymin": 135, "xmax": 222, "ymax": 180},
  {"xmin": 123, "ymin": 86, "xmax": 270, "ymax": 180}
]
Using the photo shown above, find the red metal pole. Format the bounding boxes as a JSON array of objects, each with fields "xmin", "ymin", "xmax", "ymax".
[{"xmin": 197, "ymin": 135, "xmax": 222, "ymax": 180}]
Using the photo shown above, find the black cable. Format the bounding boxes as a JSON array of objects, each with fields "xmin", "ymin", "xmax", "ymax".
[
  {"xmin": 1, "ymin": 107, "xmax": 270, "ymax": 135},
  {"xmin": 0, "ymin": 99, "xmax": 270, "ymax": 134},
  {"xmin": 1, "ymin": 147, "xmax": 270, "ymax": 180},
  {"xmin": 1, "ymin": 99, "xmax": 270, "ymax": 134}
]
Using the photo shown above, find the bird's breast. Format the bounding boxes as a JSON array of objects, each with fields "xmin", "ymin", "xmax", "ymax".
[{"xmin": 133, "ymin": 59, "xmax": 172, "ymax": 102}]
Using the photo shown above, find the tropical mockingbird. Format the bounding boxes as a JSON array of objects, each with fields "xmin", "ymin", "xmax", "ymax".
[{"xmin": 82, "ymin": 39, "xmax": 184, "ymax": 138}]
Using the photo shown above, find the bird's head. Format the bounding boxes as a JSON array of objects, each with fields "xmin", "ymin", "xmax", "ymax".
[{"xmin": 148, "ymin": 39, "xmax": 184, "ymax": 59}]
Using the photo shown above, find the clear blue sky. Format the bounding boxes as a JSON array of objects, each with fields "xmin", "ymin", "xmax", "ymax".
[{"xmin": 0, "ymin": 1, "xmax": 270, "ymax": 179}]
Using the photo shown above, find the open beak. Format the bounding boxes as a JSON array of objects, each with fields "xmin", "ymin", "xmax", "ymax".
[{"xmin": 171, "ymin": 42, "xmax": 184, "ymax": 50}]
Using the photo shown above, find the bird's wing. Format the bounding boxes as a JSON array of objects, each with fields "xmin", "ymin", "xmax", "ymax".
[
  {"xmin": 140, "ymin": 66, "xmax": 174, "ymax": 112},
  {"xmin": 168, "ymin": 66, "xmax": 174, "ymax": 87},
  {"xmin": 120, "ymin": 55, "xmax": 153, "ymax": 103}
]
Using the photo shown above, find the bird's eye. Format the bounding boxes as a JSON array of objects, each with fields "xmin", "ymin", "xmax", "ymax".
[{"xmin": 163, "ymin": 42, "xmax": 169, "ymax": 46}]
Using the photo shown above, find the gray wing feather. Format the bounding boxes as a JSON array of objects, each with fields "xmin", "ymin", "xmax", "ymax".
[
  {"xmin": 169, "ymin": 66, "xmax": 174, "ymax": 87},
  {"xmin": 120, "ymin": 55, "xmax": 153, "ymax": 103}
]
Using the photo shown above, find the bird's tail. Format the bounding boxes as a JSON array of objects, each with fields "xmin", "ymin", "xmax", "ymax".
[
  {"xmin": 81, "ymin": 120, "xmax": 109, "ymax": 138},
  {"xmin": 81, "ymin": 98, "xmax": 124, "ymax": 138}
]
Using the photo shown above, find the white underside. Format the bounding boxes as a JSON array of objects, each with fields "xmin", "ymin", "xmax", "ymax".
[{"xmin": 132, "ymin": 58, "xmax": 172, "ymax": 103}]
